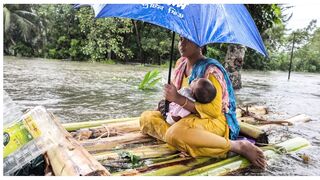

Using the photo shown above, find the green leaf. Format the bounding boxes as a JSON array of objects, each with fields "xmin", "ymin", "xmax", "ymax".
[
  {"xmin": 138, "ymin": 71, "xmax": 151, "ymax": 89},
  {"xmin": 138, "ymin": 69, "xmax": 161, "ymax": 90},
  {"xmin": 147, "ymin": 77, "xmax": 161, "ymax": 88}
]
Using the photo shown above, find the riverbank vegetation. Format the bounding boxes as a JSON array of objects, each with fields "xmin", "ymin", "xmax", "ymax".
[{"xmin": 3, "ymin": 4, "xmax": 320, "ymax": 72}]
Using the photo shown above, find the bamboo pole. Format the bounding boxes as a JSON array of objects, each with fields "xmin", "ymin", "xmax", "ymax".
[
  {"xmin": 63, "ymin": 106, "xmax": 268, "ymax": 132},
  {"xmin": 71, "ymin": 129, "xmax": 93, "ymax": 140},
  {"xmin": 93, "ymin": 144, "xmax": 177, "ymax": 163},
  {"xmin": 236, "ymin": 105, "xmax": 268, "ymax": 118},
  {"xmin": 146, "ymin": 153, "xmax": 185, "ymax": 164},
  {"xmin": 238, "ymin": 117, "xmax": 256, "ymax": 124},
  {"xmin": 182, "ymin": 137, "xmax": 310, "ymax": 176},
  {"xmin": 142, "ymin": 157, "xmax": 213, "ymax": 176},
  {"xmin": 238, "ymin": 115, "xmax": 294, "ymax": 126},
  {"xmin": 46, "ymin": 113, "xmax": 110, "ymax": 176},
  {"xmin": 72, "ymin": 120, "xmax": 140, "ymax": 140},
  {"xmin": 63, "ymin": 117, "xmax": 140, "ymax": 131},
  {"xmin": 147, "ymin": 156, "xmax": 192, "ymax": 168},
  {"xmin": 259, "ymin": 114, "xmax": 311, "ymax": 131},
  {"xmin": 81, "ymin": 132, "xmax": 154, "ymax": 153},
  {"xmin": 91, "ymin": 120, "xmax": 140, "ymax": 136},
  {"xmin": 238, "ymin": 106, "xmax": 294, "ymax": 126},
  {"xmin": 239, "ymin": 122, "xmax": 269, "ymax": 144},
  {"xmin": 113, "ymin": 137, "xmax": 309, "ymax": 176},
  {"xmin": 108, "ymin": 153, "xmax": 194, "ymax": 175},
  {"xmin": 112, "ymin": 156, "xmax": 193, "ymax": 176}
]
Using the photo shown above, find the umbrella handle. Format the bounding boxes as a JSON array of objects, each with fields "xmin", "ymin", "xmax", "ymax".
[
  {"xmin": 165, "ymin": 31, "xmax": 176, "ymax": 114},
  {"xmin": 167, "ymin": 31, "xmax": 175, "ymax": 84}
]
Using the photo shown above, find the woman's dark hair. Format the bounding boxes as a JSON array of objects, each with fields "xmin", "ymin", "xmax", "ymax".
[{"xmin": 194, "ymin": 79, "xmax": 216, "ymax": 104}]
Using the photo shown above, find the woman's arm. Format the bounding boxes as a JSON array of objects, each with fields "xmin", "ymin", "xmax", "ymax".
[
  {"xmin": 164, "ymin": 84, "xmax": 198, "ymax": 113},
  {"xmin": 174, "ymin": 93, "xmax": 198, "ymax": 113}
]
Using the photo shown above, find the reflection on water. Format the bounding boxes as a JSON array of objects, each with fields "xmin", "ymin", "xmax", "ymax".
[{"xmin": 3, "ymin": 57, "xmax": 320, "ymax": 175}]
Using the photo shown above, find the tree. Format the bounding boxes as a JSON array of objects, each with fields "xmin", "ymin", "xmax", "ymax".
[
  {"xmin": 4, "ymin": 4, "xmax": 41, "ymax": 56},
  {"xmin": 5, "ymin": 4, "xmax": 317, "ymax": 73},
  {"xmin": 131, "ymin": 20, "xmax": 144, "ymax": 64},
  {"xmin": 76, "ymin": 7, "xmax": 133, "ymax": 62},
  {"xmin": 35, "ymin": 4, "xmax": 85, "ymax": 59},
  {"xmin": 292, "ymin": 22, "xmax": 319, "ymax": 72},
  {"xmin": 224, "ymin": 4, "xmax": 284, "ymax": 89},
  {"xmin": 140, "ymin": 23, "xmax": 174, "ymax": 65}
]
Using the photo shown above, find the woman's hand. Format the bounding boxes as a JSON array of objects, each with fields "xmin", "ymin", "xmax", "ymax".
[{"xmin": 164, "ymin": 83, "xmax": 180, "ymax": 103}]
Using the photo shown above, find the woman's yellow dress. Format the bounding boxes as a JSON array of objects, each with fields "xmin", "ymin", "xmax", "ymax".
[{"xmin": 140, "ymin": 73, "xmax": 231, "ymax": 158}]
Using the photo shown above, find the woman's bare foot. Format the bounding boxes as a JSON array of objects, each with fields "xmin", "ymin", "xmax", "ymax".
[{"xmin": 230, "ymin": 140, "xmax": 267, "ymax": 169}]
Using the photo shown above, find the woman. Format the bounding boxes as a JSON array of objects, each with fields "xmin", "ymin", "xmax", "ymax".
[{"xmin": 140, "ymin": 36, "xmax": 266, "ymax": 169}]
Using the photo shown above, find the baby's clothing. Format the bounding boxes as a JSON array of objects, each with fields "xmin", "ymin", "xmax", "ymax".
[{"xmin": 166, "ymin": 87, "xmax": 195, "ymax": 125}]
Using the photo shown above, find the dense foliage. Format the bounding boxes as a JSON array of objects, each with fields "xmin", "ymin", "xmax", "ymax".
[{"xmin": 3, "ymin": 4, "xmax": 320, "ymax": 72}]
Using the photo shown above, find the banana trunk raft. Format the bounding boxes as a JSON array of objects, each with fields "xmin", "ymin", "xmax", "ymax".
[{"xmin": 44, "ymin": 106, "xmax": 311, "ymax": 176}]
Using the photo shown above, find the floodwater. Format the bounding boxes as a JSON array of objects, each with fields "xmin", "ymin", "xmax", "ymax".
[{"xmin": 3, "ymin": 56, "xmax": 320, "ymax": 175}]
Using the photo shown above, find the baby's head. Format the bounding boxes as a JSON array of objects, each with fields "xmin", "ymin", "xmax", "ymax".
[{"xmin": 190, "ymin": 78, "xmax": 216, "ymax": 104}]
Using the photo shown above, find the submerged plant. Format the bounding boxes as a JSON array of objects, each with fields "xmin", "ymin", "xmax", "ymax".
[{"xmin": 138, "ymin": 69, "xmax": 162, "ymax": 90}]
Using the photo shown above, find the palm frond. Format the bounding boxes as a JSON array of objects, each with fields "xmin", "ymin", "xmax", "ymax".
[
  {"xmin": 4, "ymin": 4, "xmax": 39, "ymax": 42},
  {"xmin": 148, "ymin": 69, "xmax": 160, "ymax": 80},
  {"xmin": 12, "ymin": 13, "xmax": 37, "ymax": 40},
  {"xmin": 147, "ymin": 77, "xmax": 161, "ymax": 88},
  {"xmin": 15, "ymin": 10, "xmax": 38, "ymax": 19}
]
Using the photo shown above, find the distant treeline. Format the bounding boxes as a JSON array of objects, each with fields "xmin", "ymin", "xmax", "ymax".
[{"xmin": 3, "ymin": 4, "xmax": 320, "ymax": 72}]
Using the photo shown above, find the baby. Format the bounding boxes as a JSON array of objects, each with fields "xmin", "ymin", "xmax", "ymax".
[{"xmin": 159, "ymin": 78, "xmax": 217, "ymax": 125}]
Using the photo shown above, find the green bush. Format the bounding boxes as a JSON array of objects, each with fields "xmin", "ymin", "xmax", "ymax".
[
  {"xmin": 12, "ymin": 42, "xmax": 33, "ymax": 57},
  {"xmin": 101, "ymin": 59, "xmax": 116, "ymax": 64},
  {"xmin": 48, "ymin": 49, "xmax": 57, "ymax": 58}
]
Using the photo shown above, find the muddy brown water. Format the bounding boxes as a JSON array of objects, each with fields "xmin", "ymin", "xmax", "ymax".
[{"xmin": 3, "ymin": 56, "xmax": 320, "ymax": 175}]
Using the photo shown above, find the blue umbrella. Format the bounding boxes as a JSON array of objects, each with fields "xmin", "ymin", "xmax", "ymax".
[
  {"xmin": 76, "ymin": 4, "xmax": 268, "ymax": 82},
  {"xmin": 89, "ymin": 4, "xmax": 268, "ymax": 56}
]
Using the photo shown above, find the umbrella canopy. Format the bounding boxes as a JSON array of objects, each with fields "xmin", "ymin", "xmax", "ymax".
[{"xmin": 89, "ymin": 4, "xmax": 268, "ymax": 57}]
